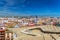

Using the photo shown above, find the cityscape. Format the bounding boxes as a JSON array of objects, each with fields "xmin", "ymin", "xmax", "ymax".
[
  {"xmin": 0, "ymin": 0, "xmax": 60, "ymax": 40},
  {"xmin": 0, "ymin": 16, "xmax": 60, "ymax": 40}
]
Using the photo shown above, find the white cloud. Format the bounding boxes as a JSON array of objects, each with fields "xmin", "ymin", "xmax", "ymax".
[{"xmin": 0, "ymin": 0, "xmax": 28, "ymax": 16}]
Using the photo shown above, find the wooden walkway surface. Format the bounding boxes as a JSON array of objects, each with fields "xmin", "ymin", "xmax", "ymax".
[
  {"xmin": 39, "ymin": 25, "xmax": 60, "ymax": 33},
  {"xmin": 8, "ymin": 25, "xmax": 60, "ymax": 40}
]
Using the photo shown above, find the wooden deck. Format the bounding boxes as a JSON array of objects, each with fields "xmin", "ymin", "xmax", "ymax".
[
  {"xmin": 39, "ymin": 25, "xmax": 60, "ymax": 33},
  {"xmin": 8, "ymin": 25, "xmax": 60, "ymax": 40}
]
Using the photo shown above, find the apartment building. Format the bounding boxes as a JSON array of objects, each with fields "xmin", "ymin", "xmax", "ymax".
[{"xmin": 0, "ymin": 27, "xmax": 13, "ymax": 40}]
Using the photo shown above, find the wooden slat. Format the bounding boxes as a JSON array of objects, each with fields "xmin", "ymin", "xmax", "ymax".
[
  {"xmin": 40, "ymin": 26, "xmax": 60, "ymax": 33},
  {"xmin": 43, "ymin": 34, "xmax": 54, "ymax": 40},
  {"xmin": 58, "ymin": 34, "xmax": 60, "ymax": 36},
  {"xmin": 57, "ymin": 27, "xmax": 60, "ymax": 31},
  {"xmin": 50, "ymin": 34, "xmax": 60, "ymax": 40}
]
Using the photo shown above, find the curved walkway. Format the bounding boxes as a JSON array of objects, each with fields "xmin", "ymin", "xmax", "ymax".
[{"xmin": 21, "ymin": 25, "xmax": 60, "ymax": 36}]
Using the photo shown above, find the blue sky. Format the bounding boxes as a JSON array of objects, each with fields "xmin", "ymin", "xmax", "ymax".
[{"xmin": 0, "ymin": 0, "xmax": 60, "ymax": 16}]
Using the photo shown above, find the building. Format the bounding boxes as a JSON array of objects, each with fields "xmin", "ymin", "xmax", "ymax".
[
  {"xmin": 0, "ymin": 27, "xmax": 5, "ymax": 40},
  {"xmin": 0, "ymin": 27, "xmax": 13, "ymax": 40}
]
